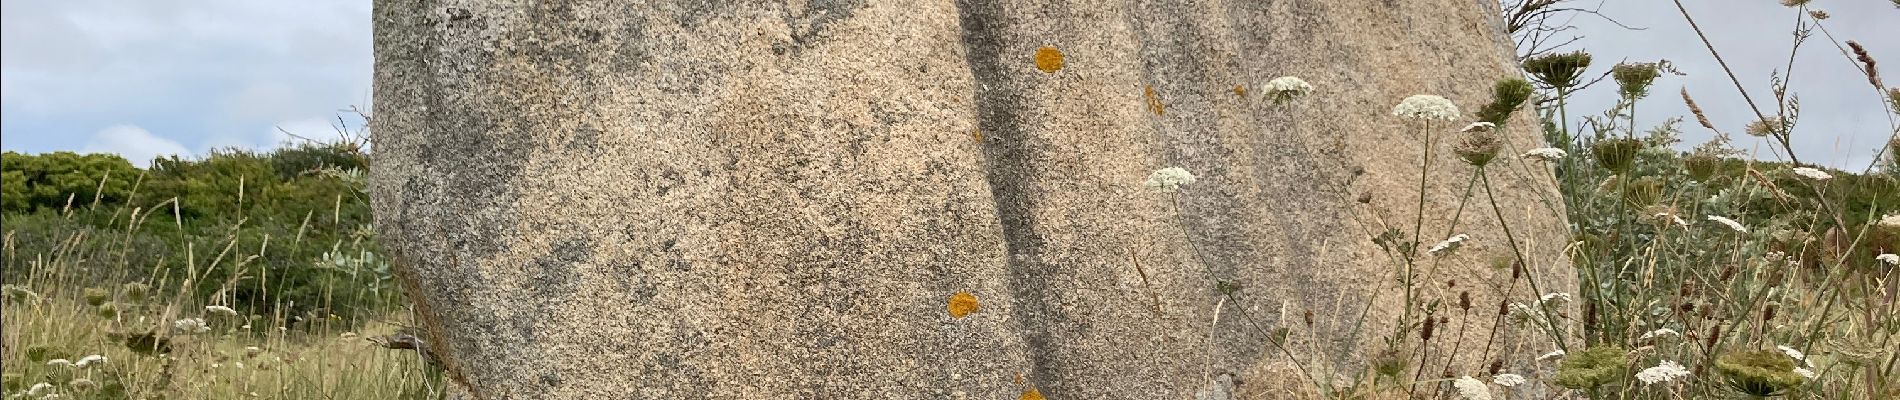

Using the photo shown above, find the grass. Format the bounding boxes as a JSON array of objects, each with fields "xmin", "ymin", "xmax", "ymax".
[{"xmin": 1, "ymin": 167, "xmax": 442, "ymax": 399}]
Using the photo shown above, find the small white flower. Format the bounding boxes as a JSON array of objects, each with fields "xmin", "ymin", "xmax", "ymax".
[
  {"xmin": 1428, "ymin": 234, "xmax": 1471, "ymax": 256},
  {"xmin": 1635, "ymin": 360, "xmax": 1692, "ymax": 385},
  {"xmin": 1876, "ymin": 213, "xmax": 1900, "ymax": 228},
  {"xmin": 172, "ymin": 317, "xmax": 211, "ymax": 334},
  {"xmin": 340, "ymin": 331, "xmax": 358, "ymax": 339},
  {"xmin": 1877, "ymin": 253, "xmax": 1898, "ymax": 265},
  {"xmin": 1538, "ymin": 292, "xmax": 1572, "ymax": 306},
  {"xmin": 1393, "ymin": 94, "xmax": 1461, "ymax": 122},
  {"xmin": 46, "ymin": 359, "xmax": 72, "ymax": 368},
  {"xmin": 245, "ymin": 346, "xmax": 265, "ymax": 357},
  {"xmin": 26, "ymin": 383, "xmax": 54, "ymax": 396},
  {"xmin": 1454, "ymin": 376, "xmax": 1492, "ymax": 400},
  {"xmin": 1705, "ymin": 215, "xmax": 1748, "ymax": 233},
  {"xmin": 1794, "ymin": 367, "xmax": 1816, "ymax": 380},
  {"xmin": 1790, "ymin": 167, "xmax": 1832, "ymax": 180},
  {"xmin": 74, "ymin": 354, "xmax": 106, "ymax": 368},
  {"xmin": 1493, "ymin": 373, "xmax": 1526, "ymax": 387},
  {"xmin": 1143, "ymin": 167, "xmax": 1198, "ymax": 193},
  {"xmin": 1537, "ymin": 349, "xmax": 1566, "ymax": 361},
  {"xmin": 1777, "ymin": 345, "xmax": 1808, "ymax": 366},
  {"xmin": 1461, "ymin": 122, "xmax": 1497, "ymax": 133},
  {"xmin": 1521, "ymin": 147, "xmax": 1567, "ymax": 162},
  {"xmin": 206, "ymin": 305, "xmax": 239, "ymax": 316},
  {"xmin": 1264, "ymin": 76, "xmax": 1314, "ymax": 99},
  {"xmin": 1639, "ymin": 328, "xmax": 1681, "ymax": 341}
]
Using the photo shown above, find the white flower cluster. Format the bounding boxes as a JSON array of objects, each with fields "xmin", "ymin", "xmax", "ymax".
[
  {"xmin": 75, "ymin": 354, "xmax": 106, "ymax": 368},
  {"xmin": 1454, "ymin": 376, "xmax": 1492, "ymax": 400},
  {"xmin": 1492, "ymin": 373, "xmax": 1526, "ymax": 387},
  {"xmin": 1539, "ymin": 292, "xmax": 1572, "ymax": 305},
  {"xmin": 1639, "ymin": 327, "xmax": 1681, "ymax": 341},
  {"xmin": 1794, "ymin": 367, "xmax": 1816, "ymax": 380},
  {"xmin": 1881, "ymin": 213, "xmax": 1900, "ymax": 228},
  {"xmin": 1635, "ymin": 360, "xmax": 1691, "ymax": 385},
  {"xmin": 1393, "ymin": 94, "xmax": 1461, "ymax": 122},
  {"xmin": 1143, "ymin": 167, "xmax": 1198, "ymax": 194},
  {"xmin": 1428, "ymin": 234, "xmax": 1471, "ymax": 256},
  {"xmin": 207, "ymin": 305, "xmax": 239, "ymax": 316},
  {"xmin": 1705, "ymin": 215, "xmax": 1748, "ymax": 233},
  {"xmin": 1537, "ymin": 349, "xmax": 1566, "ymax": 361},
  {"xmin": 173, "ymin": 317, "xmax": 211, "ymax": 334},
  {"xmin": 1654, "ymin": 212, "xmax": 1689, "ymax": 228},
  {"xmin": 1521, "ymin": 147, "xmax": 1566, "ymax": 162},
  {"xmin": 1790, "ymin": 167, "xmax": 1832, "ymax": 180},
  {"xmin": 1878, "ymin": 253, "xmax": 1899, "ymax": 265},
  {"xmin": 1460, "ymin": 122, "xmax": 1497, "ymax": 133},
  {"xmin": 1777, "ymin": 345, "xmax": 1809, "ymax": 366},
  {"xmin": 1264, "ymin": 76, "xmax": 1314, "ymax": 98}
]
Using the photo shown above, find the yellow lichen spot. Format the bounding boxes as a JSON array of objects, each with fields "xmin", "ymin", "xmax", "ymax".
[
  {"xmin": 1234, "ymin": 84, "xmax": 1247, "ymax": 97},
  {"xmin": 972, "ymin": 128, "xmax": 984, "ymax": 143},
  {"xmin": 947, "ymin": 291, "xmax": 979, "ymax": 318},
  {"xmin": 1145, "ymin": 86, "xmax": 1165, "ymax": 116},
  {"xmin": 1020, "ymin": 388, "xmax": 1045, "ymax": 400},
  {"xmin": 1034, "ymin": 46, "xmax": 1064, "ymax": 73}
]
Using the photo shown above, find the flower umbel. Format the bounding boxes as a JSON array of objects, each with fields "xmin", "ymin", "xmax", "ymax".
[
  {"xmin": 1790, "ymin": 167, "xmax": 1832, "ymax": 180},
  {"xmin": 1521, "ymin": 147, "xmax": 1567, "ymax": 162},
  {"xmin": 1706, "ymin": 215, "xmax": 1748, "ymax": 233},
  {"xmin": 1877, "ymin": 253, "xmax": 1899, "ymax": 265},
  {"xmin": 1427, "ymin": 234, "xmax": 1470, "ymax": 256},
  {"xmin": 173, "ymin": 317, "xmax": 211, "ymax": 334},
  {"xmin": 1636, "ymin": 360, "xmax": 1692, "ymax": 385},
  {"xmin": 206, "ymin": 305, "xmax": 239, "ymax": 316},
  {"xmin": 1393, "ymin": 94, "xmax": 1460, "ymax": 122},
  {"xmin": 1493, "ymin": 373, "xmax": 1526, "ymax": 387},
  {"xmin": 1144, "ymin": 167, "xmax": 1198, "ymax": 193},
  {"xmin": 1454, "ymin": 376, "xmax": 1492, "ymax": 400},
  {"xmin": 1264, "ymin": 76, "xmax": 1313, "ymax": 103}
]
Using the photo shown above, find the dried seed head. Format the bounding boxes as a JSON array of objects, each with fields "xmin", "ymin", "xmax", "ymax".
[
  {"xmin": 1808, "ymin": 9, "xmax": 1829, "ymax": 19},
  {"xmin": 1303, "ymin": 309, "xmax": 1314, "ymax": 326},
  {"xmin": 1523, "ymin": 51, "xmax": 1594, "ymax": 89},
  {"xmin": 1848, "ymin": 41, "xmax": 1884, "ymax": 89},
  {"xmin": 1459, "ymin": 291, "xmax": 1473, "ymax": 311},
  {"xmin": 1682, "ymin": 88, "xmax": 1717, "ymax": 132},
  {"xmin": 1744, "ymin": 117, "xmax": 1786, "ymax": 137},
  {"xmin": 1763, "ymin": 304, "xmax": 1778, "ymax": 322},
  {"xmin": 1421, "ymin": 315, "xmax": 1438, "ymax": 341},
  {"xmin": 1612, "ymin": 62, "xmax": 1661, "ymax": 99},
  {"xmin": 1455, "ymin": 131, "xmax": 1505, "ymax": 166},
  {"xmin": 1780, "ymin": 0, "xmax": 1811, "ymax": 7},
  {"xmin": 1488, "ymin": 359, "xmax": 1504, "ymax": 375}
]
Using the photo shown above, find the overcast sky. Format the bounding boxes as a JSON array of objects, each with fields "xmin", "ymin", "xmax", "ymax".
[{"xmin": 0, "ymin": 1, "xmax": 1894, "ymax": 169}]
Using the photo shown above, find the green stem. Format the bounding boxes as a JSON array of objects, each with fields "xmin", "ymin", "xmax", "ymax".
[{"xmin": 1480, "ymin": 167, "xmax": 1570, "ymax": 351}]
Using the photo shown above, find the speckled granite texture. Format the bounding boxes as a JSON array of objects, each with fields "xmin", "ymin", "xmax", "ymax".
[{"xmin": 370, "ymin": 0, "xmax": 1573, "ymax": 398}]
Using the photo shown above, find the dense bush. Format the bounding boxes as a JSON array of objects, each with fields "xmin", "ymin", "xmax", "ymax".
[{"xmin": 1, "ymin": 142, "xmax": 389, "ymax": 325}]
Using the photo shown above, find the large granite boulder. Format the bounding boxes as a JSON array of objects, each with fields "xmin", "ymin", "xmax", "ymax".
[{"xmin": 370, "ymin": 0, "xmax": 1573, "ymax": 398}]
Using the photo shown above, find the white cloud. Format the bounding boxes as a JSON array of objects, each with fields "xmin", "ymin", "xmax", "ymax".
[{"xmin": 82, "ymin": 125, "xmax": 188, "ymax": 167}]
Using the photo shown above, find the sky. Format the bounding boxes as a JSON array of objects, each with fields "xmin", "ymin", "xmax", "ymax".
[{"xmin": 0, "ymin": 1, "xmax": 1894, "ymax": 169}]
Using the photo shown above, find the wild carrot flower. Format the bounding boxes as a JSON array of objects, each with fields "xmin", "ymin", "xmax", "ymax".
[
  {"xmin": 1717, "ymin": 350, "xmax": 1807, "ymax": 396},
  {"xmin": 1636, "ymin": 360, "xmax": 1692, "ymax": 385},
  {"xmin": 1556, "ymin": 347, "xmax": 1628, "ymax": 390},
  {"xmin": 1264, "ymin": 76, "xmax": 1313, "ymax": 102},
  {"xmin": 1744, "ymin": 117, "xmax": 1785, "ymax": 137},
  {"xmin": 1790, "ymin": 167, "xmax": 1832, "ymax": 180},
  {"xmin": 1, "ymin": 284, "xmax": 41, "ymax": 304},
  {"xmin": 206, "ymin": 305, "xmax": 239, "ymax": 316},
  {"xmin": 1878, "ymin": 253, "xmax": 1899, "ymax": 265},
  {"xmin": 1777, "ymin": 345, "xmax": 1810, "ymax": 366},
  {"xmin": 26, "ymin": 382, "xmax": 54, "ymax": 396},
  {"xmin": 74, "ymin": 355, "xmax": 106, "ymax": 368},
  {"xmin": 1493, "ymin": 373, "xmax": 1526, "ymax": 387},
  {"xmin": 173, "ymin": 317, "xmax": 211, "ymax": 334},
  {"xmin": 1539, "ymin": 292, "xmax": 1572, "ymax": 306},
  {"xmin": 1706, "ymin": 215, "xmax": 1747, "ymax": 233},
  {"xmin": 1794, "ymin": 367, "xmax": 1816, "ymax": 380},
  {"xmin": 1653, "ymin": 212, "xmax": 1689, "ymax": 228},
  {"xmin": 1877, "ymin": 213, "xmax": 1900, "ymax": 228},
  {"xmin": 1521, "ymin": 148, "xmax": 1566, "ymax": 162},
  {"xmin": 1538, "ymin": 349, "xmax": 1567, "ymax": 362},
  {"xmin": 1393, "ymin": 95, "xmax": 1460, "ymax": 122},
  {"xmin": 1454, "ymin": 376, "xmax": 1492, "ymax": 400},
  {"xmin": 1640, "ymin": 328, "xmax": 1681, "ymax": 341},
  {"xmin": 1428, "ymin": 234, "xmax": 1470, "ymax": 255},
  {"xmin": 46, "ymin": 359, "xmax": 72, "ymax": 367},
  {"xmin": 1460, "ymin": 122, "xmax": 1496, "ymax": 133},
  {"xmin": 1455, "ymin": 131, "xmax": 1504, "ymax": 166},
  {"xmin": 1143, "ymin": 167, "xmax": 1198, "ymax": 193}
]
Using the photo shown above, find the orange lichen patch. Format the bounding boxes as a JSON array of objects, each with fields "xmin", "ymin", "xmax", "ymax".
[
  {"xmin": 1234, "ymin": 84, "xmax": 1247, "ymax": 97},
  {"xmin": 1020, "ymin": 388, "xmax": 1046, "ymax": 400},
  {"xmin": 1145, "ymin": 86, "xmax": 1165, "ymax": 116},
  {"xmin": 1034, "ymin": 46, "xmax": 1064, "ymax": 73},
  {"xmin": 948, "ymin": 291, "xmax": 980, "ymax": 318}
]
